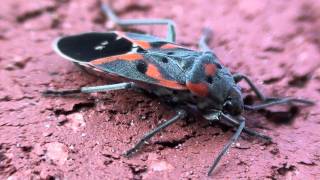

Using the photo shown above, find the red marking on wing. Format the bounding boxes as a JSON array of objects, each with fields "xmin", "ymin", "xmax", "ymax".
[
  {"xmin": 146, "ymin": 64, "xmax": 162, "ymax": 78},
  {"xmin": 91, "ymin": 53, "xmax": 143, "ymax": 65},
  {"xmin": 114, "ymin": 31, "xmax": 152, "ymax": 49},
  {"xmin": 159, "ymin": 80, "xmax": 187, "ymax": 90},
  {"xmin": 146, "ymin": 64, "xmax": 187, "ymax": 90},
  {"xmin": 186, "ymin": 82, "xmax": 209, "ymax": 97},
  {"xmin": 204, "ymin": 63, "xmax": 217, "ymax": 76},
  {"xmin": 160, "ymin": 43, "xmax": 183, "ymax": 49}
]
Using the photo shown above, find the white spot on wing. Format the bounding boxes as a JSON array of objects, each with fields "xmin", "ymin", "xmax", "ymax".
[
  {"xmin": 101, "ymin": 41, "xmax": 109, "ymax": 45},
  {"xmin": 94, "ymin": 40, "xmax": 110, "ymax": 50},
  {"xmin": 94, "ymin": 45, "xmax": 105, "ymax": 50}
]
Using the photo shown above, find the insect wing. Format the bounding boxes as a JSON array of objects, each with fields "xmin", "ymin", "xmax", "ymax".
[
  {"xmin": 53, "ymin": 32, "xmax": 135, "ymax": 63},
  {"xmin": 122, "ymin": 32, "xmax": 188, "ymax": 50},
  {"xmin": 53, "ymin": 32, "xmax": 187, "ymax": 90}
]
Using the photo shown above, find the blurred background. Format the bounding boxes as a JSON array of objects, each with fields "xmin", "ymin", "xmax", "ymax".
[{"xmin": 0, "ymin": 0, "xmax": 319, "ymax": 179}]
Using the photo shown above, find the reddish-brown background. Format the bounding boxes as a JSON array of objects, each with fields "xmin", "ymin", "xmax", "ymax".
[{"xmin": 1, "ymin": 0, "xmax": 320, "ymax": 179}]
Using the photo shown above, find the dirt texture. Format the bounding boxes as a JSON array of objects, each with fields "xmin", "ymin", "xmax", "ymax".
[{"xmin": 1, "ymin": 0, "xmax": 320, "ymax": 179}]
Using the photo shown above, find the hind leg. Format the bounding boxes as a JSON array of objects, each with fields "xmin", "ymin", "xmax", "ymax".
[
  {"xmin": 43, "ymin": 82, "xmax": 135, "ymax": 95},
  {"xmin": 101, "ymin": 4, "xmax": 176, "ymax": 42},
  {"xmin": 198, "ymin": 28, "xmax": 213, "ymax": 52}
]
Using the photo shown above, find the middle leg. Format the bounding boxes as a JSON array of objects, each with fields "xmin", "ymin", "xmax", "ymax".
[{"xmin": 207, "ymin": 114, "xmax": 245, "ymax": 175}]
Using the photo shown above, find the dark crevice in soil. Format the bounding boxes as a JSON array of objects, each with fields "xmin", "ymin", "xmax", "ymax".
[
  {"xmin": 16, "ymin": 0, "xmax": 70, "ymax": 23},
  {"xmin": 276, "ymin": 163, "xmax": 296, "ymax": 175},
  {"xmin": 0, "ymin": 120, "xmax": 51, "ymax": 128},
  {"xmin": 214, "ymin": 122, "xmax": 233, "ymax": 133},
  {"xmin": 295, "ymin": 3, "xmax": 318, "ymax": 23},
  {"xmin": 288, "ymin": 74, "xmax": 311, "ymax": 88},
  {"xmin": 263, "ymin": 46, "xmax": 284, "ymax": 53},
  {"xmin": 53, "ymin": 101, "xmax": 95, "ymax": 115},
  {"xmin": 16, "ymin": 6, "xmax": 57, "ymax": 23},
  {"xmin": 102, "ymin": 153, "xmax": 120, "ymax": 160},
  {"xmin": 243, "ymin": 95, "xmax": 256, "ymax": 105},
  {"xmin": 102, "ymin": 153, "xmax": 120, "ymax": 166},
  {"xmin": 263, "ymin": 76, "xmax": 284, "ymax": 85},
  {"xmin": 0, "ymin": 144, "xmax": 17, "ymax": 177},
  {"xmin": 20, "ymin": 145, "xmax": 33, "ymax": 153},
  {"xmin": 155, "ymin": 133, "xmax": 195, "ymax": 148},
  {"xmin": 127, "ymin": 163, "xmax": 147, "ymax": 180},
  {"xmin": 268, "ymin": 163, "xmax": 297, "ymax": 179},
  {"xmin": 298, "ymin": 161, "xmax": 317, "ymax": 166},
  {"xmin": 261, "ymin": 106, "xmax": 299, "ymax": 124},
  {"xmin": 116, "ymin": 4, "xmax": 151, "ymax": 16}
]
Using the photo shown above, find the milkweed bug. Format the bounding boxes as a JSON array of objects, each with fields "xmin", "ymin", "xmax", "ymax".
[{"xmin": 44, "ymin": 4, "xmax": 314, "ymax": 176}]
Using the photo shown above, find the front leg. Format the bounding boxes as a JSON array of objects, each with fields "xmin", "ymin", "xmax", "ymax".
[
  {"xmin": 124, "ymin": 109, "xmax": 187, "ymax": 157},
  {"xmin": 207, "ymin": 114, "xmax": 245, "ymax": 176},
  {"xmin": 233, "ymin": 73, "xmax": 314, "ymax": 110}
]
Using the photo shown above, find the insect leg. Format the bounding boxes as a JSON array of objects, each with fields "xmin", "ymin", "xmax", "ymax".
[
  {"xmin": 124, "ymin": 109, "xmax": 186, "ymax": 157},
  {"xmin": 207, "ymin": 114, "xmax": 245, "ymax": 176},
  {"xmin": 221, "ymin": 114, "xmax": 271, "ymax": 141},
  {"xmin": 203, "ymin": 111, "xmax": 271, "ymax": 141},
  {"xmin": 43, "ymin": 82, "xmax": 135, "ymax": 96},
  {"xmin": 198, "ymin": 28, "xmax": 213, "ymax": 52},
  {"xmin": 233, "ymin": 73, "xmax": 314, "ymax": 108},
  {"xmin": 101, "ymin": 4, "xmax": 176, "ymax": 42}
]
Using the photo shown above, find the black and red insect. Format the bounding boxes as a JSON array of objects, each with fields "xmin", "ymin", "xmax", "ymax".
[{"xmin": 44, "ymin": 4, "xmax": 313, "ymax": 175}]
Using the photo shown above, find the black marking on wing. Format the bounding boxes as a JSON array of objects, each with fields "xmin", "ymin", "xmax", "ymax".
[
  {"xmin": 55, "ymin": 32, "xmax": 133, "ymax": 62},
  {"xmin": 53, "ymin": 31, "xmax": 201, "ymax": 90},
  {"xmin": 136, "ymin": 61, "xmax": 148, "ymax": 74}
]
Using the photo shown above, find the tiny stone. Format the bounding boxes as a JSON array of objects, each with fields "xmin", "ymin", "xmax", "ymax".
[
  {"xmin": 57, "ymin": 115, "xmax": 68, "ymax": 126},
  {"xmin": 43, "ymin": 132, "xmax": 53, "ymax": 137},
  {"xmin": 5, "ymin": 64, "xmax": 15, "ymax": 71}
]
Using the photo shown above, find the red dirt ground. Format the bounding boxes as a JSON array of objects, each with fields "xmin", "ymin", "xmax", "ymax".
[{"xmin": 1, "ymin": 0, "xmax": 320, "ymax": 179}]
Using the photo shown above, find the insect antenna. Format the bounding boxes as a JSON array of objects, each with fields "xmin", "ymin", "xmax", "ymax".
[{"xmin": 244, "ymin": 98, "xmax": 314, "ymax": 111}]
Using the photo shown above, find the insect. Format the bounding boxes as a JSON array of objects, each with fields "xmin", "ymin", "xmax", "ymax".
[{"xmin": 44, "ymin": 4, "xmax": 314, "ymax": 176}]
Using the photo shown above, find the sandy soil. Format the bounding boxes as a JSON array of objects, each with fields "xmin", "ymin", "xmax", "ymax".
[{"xmin": 1, "ymin": 0, "xmax": 320, "ymax": 179}]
